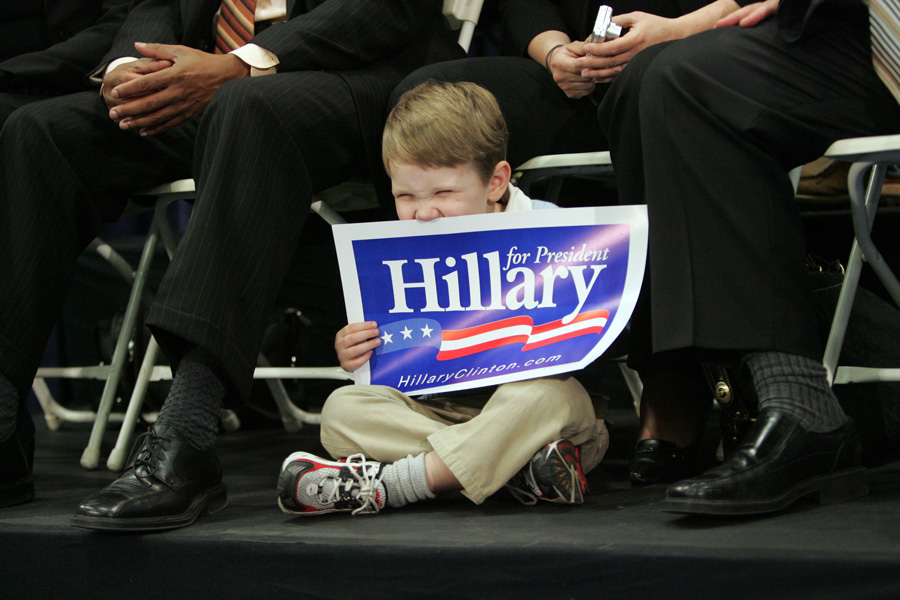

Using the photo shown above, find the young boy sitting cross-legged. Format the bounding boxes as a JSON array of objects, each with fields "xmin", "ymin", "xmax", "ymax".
[{"xmin": 277, "ymin": 81, "xmax": 609, "ymax": 516}]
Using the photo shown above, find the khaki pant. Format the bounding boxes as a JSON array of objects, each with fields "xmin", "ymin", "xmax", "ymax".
[{"xmin": 320, "ymin": 377, "xmax": 608, "ymax": 504}]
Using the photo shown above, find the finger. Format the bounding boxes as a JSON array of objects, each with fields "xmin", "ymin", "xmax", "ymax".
[
  {"xmin": 120, "ymin": 106, "xmax": 182, "ymax": 132},
  {"xmin": 343, "ymin": 321, "xmax": 379, "ymax": 334},
  {"xmin": 593, "ymin": 71, "xmax": 622, "ymax": 84},
  {"xmin": 577, "ymin": 52, "xmax": 627, "ymax": 72},
  {"xmin": 115, "ymin": 93, "xmax": 186, "ymax": 130},
  {"xmin": 344, "ymin": 321, "xmax": 380, "ymax": 337},
  {"xmin": 566, "ymin": 86, "xmax": 596, "ymax": 99},
  {"xmin": 134, "ymin": 41, "xmax": 180, "ymax": 61},
  {"xmin": 564, "ymin": 40, "xmax": 587, "ymax": 57},
  {"xmin": 343, "ymin": 329, "xmax": 381, "ymax": 350},
  {"xmin": 139, "ymin": 112, "xmax": 188, "ymax": 136},
  {"xmin": 582, "ymin": 64, "xmax": 626, "ymax": 80},
  {"xmin": 556, "ymin": 72, "xmax": 594, "ymax": 87},
  {"xmin": 560, "ymin": 78, "xmax": 596, "ymax": 93},
  {"xmin": 574, "ymin": 54, "xmax": 608, "ymax": 70},
  {"xmin": 342, "ymin": 328, "xmax": 381, "ymax": 349},
  {"xmin": 583, "ymin": 34, "xmax": 633, "ymax": 59},
  {"xmin": 112, "ymin": 69, "xmax": 174, "ymax": 101},
  {"xmin": 553, "ymin": 54, "xmax": 585, "ymax": 75},
  {"xmin": 109, "ymin": 89, "xmax": 172, "ymax": 121},
  {"xmin": 610, "ymin": 13, "xmax": 638, "ymax": 28},
  {"xmin": 349, "ymin": 337, "xmax": 382, "ymax": 356},
  {"xmin": 103, "ymin": 95, "xmax": 131, "ymax": 112},
  {"xmin": 342, "ymin": 351, "xmax": 372, "ymax": 373},
  {"xmin": 716, "ymin": 6, "xmax": 753, "ymax": 28},
  {"xmin": 739, "ymin": 6, "xmax": 771, "ymax": 27},
  {"xmin": 580, "ymin": 51, "xmax": 633, "ymax": 77},
  {"xmin": 339, "ymin": 336, "xmax": 381, "ymax": 365},
  {"xmin": 132, "ymin": 58, "xmax": 174, "ymax": 75},
  {"xmin": 102, "ymin": 70, "xmax": 140, "ymax": 94},
  {"xmin": 563, "ymin": 80, "xmax": 597, "ymax": 93}
]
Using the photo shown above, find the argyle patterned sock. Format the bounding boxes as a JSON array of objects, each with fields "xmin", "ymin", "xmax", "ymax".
[
  {"xmin": 155, "ymin": 347, "xmax": 224, "ymax": 451},
  {"xmin": 745, "ymin": 351, "xmax": 848, "ymax": 433}
]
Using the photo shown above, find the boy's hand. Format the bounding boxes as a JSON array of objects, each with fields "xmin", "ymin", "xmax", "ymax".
[{"xmin": 335, "ymin": 321, "xmax": 382, "ymax": 372}]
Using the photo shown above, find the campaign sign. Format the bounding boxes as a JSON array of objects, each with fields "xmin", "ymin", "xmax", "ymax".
[{"xmin": 332, "ymin": 205, "xmax": 647, "ymax": 395}]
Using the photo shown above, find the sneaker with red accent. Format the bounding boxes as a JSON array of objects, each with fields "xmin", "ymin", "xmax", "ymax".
[
  {"xmin": 505, "ymin": 439, "xmax": 588, "ymax": 505},
  {"xmin": 277, "ymin": 452, "xmax": 387, "ymax": 516}
]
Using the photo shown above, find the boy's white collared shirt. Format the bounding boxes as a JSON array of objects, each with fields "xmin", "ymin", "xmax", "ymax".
[{"xmin": 505, "ymin": 184, "xmax": 557, "ymax": 212}]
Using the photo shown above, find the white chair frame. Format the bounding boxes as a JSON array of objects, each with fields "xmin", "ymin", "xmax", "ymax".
[{"xmin": 822, "ymin": 134, "xmax": 900, "ymax": 386}]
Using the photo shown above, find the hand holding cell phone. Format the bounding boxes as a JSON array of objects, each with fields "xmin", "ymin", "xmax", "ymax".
[{"xmin": 589, "ymin": 5, "xmax": 623, "ymax": 43}]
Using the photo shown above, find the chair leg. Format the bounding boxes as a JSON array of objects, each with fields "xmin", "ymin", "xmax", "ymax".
[
  {"xmin": 81, "ymin": 224, "xmax": 160, "ymax": 470},
  {"xmin": 849, "ymin": 163, "xmax": 900, "ymax": 307},
  {"xmin": 31, "ymin": 377, "xmax": 102, "ymax": 430},
  {"xmin": 256, "ymin": 353, "xmax": 324, "ymax": 432},
  {"xmin": 617, "ymin": 362, "xmax": 643, "ymax": 417},
  {"xmin": 106, "ymin": 336, "xmax": 161, "ymax": 471},
  {"xmin": 824, "ymin": 162, "xmax": 890, "ymax": 386},
  {"xmin": 823, "ymin": 240, "xmax": 865, "ymax": 385}
]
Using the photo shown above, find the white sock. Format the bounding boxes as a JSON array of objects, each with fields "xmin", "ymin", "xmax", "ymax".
[{"xmin": 381, "ymin": 453, "xmax": 435, "ymax": 508}]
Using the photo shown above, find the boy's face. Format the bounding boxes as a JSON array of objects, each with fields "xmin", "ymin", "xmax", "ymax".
[{"xmin": 390, "ymin": 161, "xmax": 509, "ymax": 221}]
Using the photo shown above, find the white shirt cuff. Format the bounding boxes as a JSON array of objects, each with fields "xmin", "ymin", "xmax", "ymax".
[
  {"xmin": 231, "ymin": 44, "xmax": 279, "ymax": 77},
  {"xmin": 89, "ymin": 56, "xmax": 140, "ymax": 84}
]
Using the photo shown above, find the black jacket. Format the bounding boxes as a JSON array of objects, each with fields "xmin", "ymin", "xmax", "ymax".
[{"xmin": 0, "ymin": 0, "xmax": 132, "ymax": 94}]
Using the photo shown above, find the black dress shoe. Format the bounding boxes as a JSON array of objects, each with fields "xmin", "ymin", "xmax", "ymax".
[
  {"xmin": 1, "ymin": 405, "xmax": 36, "ymax": 508},
  {"xmin": 71, "ymin": 423, "xmax": 227, "ymax": 531},
  {"xmin": 629, "ymin": 438, "xmax": 700, "ymax": 486},
  {"xmin": 665, "ymin": 408, "xmax": 867, "ymax": 515}
]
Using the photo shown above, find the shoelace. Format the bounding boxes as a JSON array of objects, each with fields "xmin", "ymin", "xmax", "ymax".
[
  {"xmin": 320, "ymin": 453, "xmax": 384, "ymax": 516},
  {"xmin": 505, "ymin": 466, "xmax": 539, "ymax": 506},
  {"xmin": 127, "ymin": 429, "xmax": 170, "ymax": 480},
  {"xmin": 506, "ymin": 485, "xmax": 539, "ymax": 506},
  {"xmin": 554, "ymin": 457, "xmax": 581, "ymax": 503}
]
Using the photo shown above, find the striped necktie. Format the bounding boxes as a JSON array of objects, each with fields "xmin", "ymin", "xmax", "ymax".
[
  {"xmin": 870, "ymin": 0, "xmax": 900, "ymax": 103},
  {"xmin": 214, "ymin": 0, "xmax": 257, "ymax": 54}
]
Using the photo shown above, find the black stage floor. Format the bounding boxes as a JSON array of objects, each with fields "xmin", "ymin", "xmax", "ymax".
[{"xmin": 3, "ymin": 407, "xmax": 900, "ymax": 600}]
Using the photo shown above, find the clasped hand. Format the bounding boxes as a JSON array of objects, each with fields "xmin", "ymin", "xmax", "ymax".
[{"xmin": 101, "ymin": 42, "xmax": 250, "ymax": 136}]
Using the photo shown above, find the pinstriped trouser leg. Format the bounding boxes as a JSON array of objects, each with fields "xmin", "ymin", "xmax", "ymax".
[
  {"xmin": 0, "ymin": 91, "xmax": 195, "ymax": 399},
  {"xmin": 146, "ymin": 72, "xmax": 367, "ymax": 400}
]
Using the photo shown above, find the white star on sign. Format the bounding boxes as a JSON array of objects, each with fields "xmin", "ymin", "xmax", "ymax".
[
  {"xmin": 421, "ymin": 324, "xmax": 433, "ymax": 338},
  {"xmin": 381, "ymin": 332, "xmax": 393, "ymax": 344},
  {"xmin": 400, "ymin": 326, "xmax": 413, "ymax": 340}
]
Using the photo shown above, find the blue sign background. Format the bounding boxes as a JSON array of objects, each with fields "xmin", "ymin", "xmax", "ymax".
[{"xmin": 350, "ymin": 223, "xmax": 631, "ymax": 393}]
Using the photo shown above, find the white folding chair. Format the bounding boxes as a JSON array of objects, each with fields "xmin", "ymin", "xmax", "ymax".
[{"xmin": 821, "ymin": 134, "xmax": 900, "ymax": 386}]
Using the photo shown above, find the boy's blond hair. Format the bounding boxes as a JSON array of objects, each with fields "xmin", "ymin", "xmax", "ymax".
[{"xmin": 383, "ymin": 80, "xmax": 508, "ymax": 184}]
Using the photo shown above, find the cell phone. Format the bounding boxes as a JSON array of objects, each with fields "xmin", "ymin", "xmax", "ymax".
[{"xmin": 589, "ymin": 5, "xmax": 623, "ymax": 43}]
